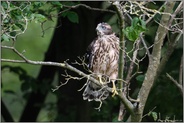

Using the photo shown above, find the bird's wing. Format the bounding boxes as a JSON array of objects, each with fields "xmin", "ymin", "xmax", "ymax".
[{"xmin": 85, "ymin": 39, "xmax": 97, "ymax": 69}]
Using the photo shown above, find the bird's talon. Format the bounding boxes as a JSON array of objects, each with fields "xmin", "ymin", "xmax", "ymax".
[
  {"xmin": 112, "ymin": 89, "xmax": 118, "ymax": 97},
  {"xmin": 98, "ymin": 75, "xmax": 104, "ymax": 85},
  {"xmin": 111, "ymin": 81, "xmax": 118, "ymax": 97}
]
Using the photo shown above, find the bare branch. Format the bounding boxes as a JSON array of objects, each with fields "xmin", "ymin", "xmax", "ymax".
[
  {"xmin": 63, "ymin": 4, "xmax": 115, "ymax": 13},
  {"xmin": 51, "ymin": 81, "xmax": 69, "ymax": 92},
  {"xmin": 146, "ymin": 2, "xmax": 167, "ymax": 24},
  {"xmin": 142, "ymin": 106, "xmax": 156, "ymax": 119},
  {"xmin": 166, "ymin": 73, "xmax": 183, "ymax": 95},
  {"xmin": 51, "ymin": 3, "xmax": 115, "ymax": 18},
  {"xmin": 140, "ymin": 33, "xmax": 151, "ymax": 59},
  {"xmin": 94, "ymin": 100, "xmax": 103, "ymax": 111},
  {"xmin": 125, "ymin": 39, "xmax": 141, "ymax": 83},
  {"xmin": 1, "ymin": 44, "xmax": 134, "ymax": 114},
  {"xmin": 155, "ymin": 29, "xmax": 183, "ymax": 81},
  {"xmin": 128, "ymin": 96, "xmax": 140, "ymax": 103}
]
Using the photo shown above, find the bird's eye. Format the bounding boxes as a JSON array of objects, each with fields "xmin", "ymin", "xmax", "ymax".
[{"xmin": 101, "ymin": 25, "xmax": 106, "ymax": 30}]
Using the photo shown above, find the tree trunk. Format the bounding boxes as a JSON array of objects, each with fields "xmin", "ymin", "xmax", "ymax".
[
  {"xmin": 131, "ymin": 2, "xmax": 176, "ymax": 122},
  {"xmin": 20, "ymin": 28, "xmax": 58, "ymax": 121}
]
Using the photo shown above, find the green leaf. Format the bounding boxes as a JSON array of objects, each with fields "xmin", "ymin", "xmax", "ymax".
[
  {"xmin": 3, "ymin": 18, "xmax": 10, "ymax": 24},
  {"xmin": 140, "ymin": 19, "xmax": 146, "ymax": 30},
  {"xmin": 32, "ymin": 2, "xmax": 44, "ymax": 8},
  {"xmin": 50, "ymin": 1, "xmax": 63, "ymax": 8},
  {"xmin": 1, "ymin": 1, "xmax": 8, "ymax": 9},
  {"xmin": 33, "ymin": 14, "xmax": 47, "ymax": 23},
  {"xmin": 2, "ymin": 34, "xmax": 10, "ymax": 42},
  {"xmin": 151, "ymin": 112, "xmax": 158, "ymax": 121},
  {"xmin": 136, "ymin": 74, "xmax": 145, "ymax": 86},
  {"xmin": 124, "ymin": 17, "xmax": 147, "ymax": 42},
  {"xmin": 136, "ymin": 74, "xmax": 145, "ymax": 82},
  {"xmin": 123, "ymin": 26, "xmax": 137, "ymax": 41},
  {"xmin": 67, "ymin": 11, "xmax": 79, "ymax": 23},
  {"xmin": 15, "ymin": 23, "xmax": 25, "ymax": 31},
  {"xmin": 10, "ymin": 9, "xmax": 22, "ymax": 20},
  {"xmin": 112, "ymin": 116, "xmax": 119, "ymax": 122},
  {"xmin": 9, "ymin": 31, "xmax": 16, "ymax": 37},
  {"xmin": 132, "ymin": 17, "xmax": 139, "ymax": 27},
  {"xmin": 61, "ymin": 1, "xmax": 78, "ymax": 6}
]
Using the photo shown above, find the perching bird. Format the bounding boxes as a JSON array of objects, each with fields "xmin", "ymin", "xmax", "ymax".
[{"xmin": 83, "ymin": 22, "xmax": 119, "ymax": 102}]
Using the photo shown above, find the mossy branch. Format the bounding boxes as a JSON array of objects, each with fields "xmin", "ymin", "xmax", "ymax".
[{"xmin": 113, "ymin": 1, "xmax": 135, "ymax": 121}]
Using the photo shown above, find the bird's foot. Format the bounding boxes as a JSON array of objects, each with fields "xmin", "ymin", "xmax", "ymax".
[
  {"xmin": 98, "ymin": 75, "xmax": 104, "ymax": 85},
  {"xmin": 111, "ymin": 81, "xmax": 118, "ymax": 97}
]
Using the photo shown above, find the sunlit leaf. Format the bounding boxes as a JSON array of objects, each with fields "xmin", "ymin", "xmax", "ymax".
[
  {"xmin": 123, "ymin": 26, "xmax": 137, "ymax": 41},
  {"xmin": 33, "ymin": 13, "xmax": 47, "ymax": 23},
  {"xmin": 2, "ymin": 34, "xmax": 10, "ymax": 42},
  {"xmin": 50, "ymin": 1, "xmax": 63, "ymax": 8},
  {"xmin": 151, "ymin": 112, "xmax": 158, "ymax": 121}
]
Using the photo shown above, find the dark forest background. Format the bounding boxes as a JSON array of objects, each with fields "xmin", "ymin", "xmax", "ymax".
[{"xmin": 1, "ymin": 1, "xmax": 183, "ymax": 122}]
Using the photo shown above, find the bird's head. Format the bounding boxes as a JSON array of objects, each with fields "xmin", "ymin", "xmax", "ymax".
[{"xmin": 96, "ymin": 22, "xmax": 113, "ymax": 36}]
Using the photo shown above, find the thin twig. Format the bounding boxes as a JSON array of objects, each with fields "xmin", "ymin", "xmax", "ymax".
[
  {"xmin": 63, "ymin": 4, "xmax": 115, "ymax": 13},
  {"xmin": 51, "ymin": 3, "xmax": 115, "ymax": 18},
  {"xmin": 146, "ymin": 2, "xmax": 167, "ymax": 24},
  {"xmin": 166, "ymin": 73, "xmax": 183, "ymax": 95},
  {"xmin": 140, "ymin": 33, "xmax": 151, "ymax": 59}
]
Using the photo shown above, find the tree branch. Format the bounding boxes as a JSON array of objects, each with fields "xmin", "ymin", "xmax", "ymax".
[
  {"xmin": 1, "ymin": 45, "xmax": 134, "ymax": 114},
  {"xmin": 112, "ymin": 1, "xmax": 135, "ymax": 121},
  {"xmin": 155, "ymin": 32, "xmax": 182, "ymax": 80},
  {"xmin": 154, "ymin": 1, "xmax": 183, "ymax": 81},
  {"xmin": 125, "ymin": 39, "xmax": 141, "ymax": 83},
  {"xmin": 166, "ymin": 73, "xmax": 183, "ymax": 95},
  {"xmin": 140, "ymin": 33, "xmax": 151, "ymax": 59},
  {"xmin": 63, "ymin": 3, "xmax": 115, "ymax": 13},
  {"xmin": 137, "ymin": 2, "xmax": 176, "ymax": 122},
  {"xmin": 51, "ymin": 3, "xmax": 115, "ymax": 18}
]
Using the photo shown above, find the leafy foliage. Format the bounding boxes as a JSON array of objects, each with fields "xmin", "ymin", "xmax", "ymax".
[
  {"xmin": 123, "ymin": 17, "xmax": 147, "ymax": 41},
  {"xmin": 151, "ymin": 112, "xmax": 158, "ymax": 121},
  {"xmin": 1, "ymin": 1, "xmax": 79, "ymax": 42},
  {"xmin": 136, "ymin": 74, "xmax": 145, "ymax": 86},
  {"xmin": 62, "ymin": 11, "xmax": 79, "ymax": 23}
]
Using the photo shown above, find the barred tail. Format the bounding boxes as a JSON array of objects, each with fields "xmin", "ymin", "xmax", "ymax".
[{"xmin": 82, "ymin": 82, "xmax": 109, "ymax": 102}]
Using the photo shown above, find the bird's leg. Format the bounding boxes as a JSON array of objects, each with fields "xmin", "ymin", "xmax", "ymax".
[
  {"xmin": 97, "ymin": 74, "xmax": 104, "ymax": 85},
  {"xmin": 111, "ymin": 80, "xmax": 118, "ymax": 97}
]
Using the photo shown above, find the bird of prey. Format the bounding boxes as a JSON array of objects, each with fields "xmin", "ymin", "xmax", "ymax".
[{"xmin": 83, "ymin": 22, "xmax": 119, "ymax": 102}]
